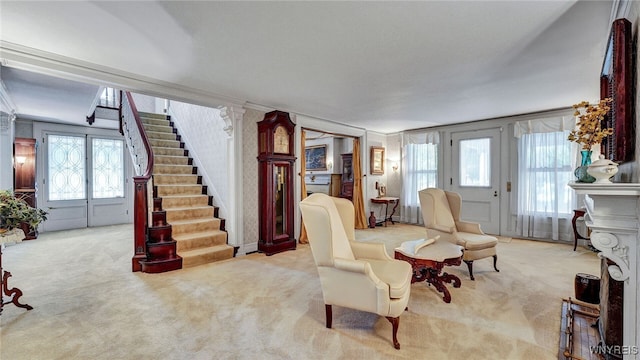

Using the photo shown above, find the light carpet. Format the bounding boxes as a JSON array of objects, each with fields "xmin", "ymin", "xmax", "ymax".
[{"xmin": 0, "ymin": 223, "xmax": 599, "ymax": 359}]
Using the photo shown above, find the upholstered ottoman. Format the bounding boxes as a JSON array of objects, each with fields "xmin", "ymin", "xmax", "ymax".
[{"xmin": 394, "ymin": 239, "xmax": 464, "ymax": 303}]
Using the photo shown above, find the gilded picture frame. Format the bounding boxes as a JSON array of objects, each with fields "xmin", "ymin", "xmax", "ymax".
[
  {"xmin": 370, "ymin": 146, "xmax": 385, "ymax": 175},
  {"xmin": 305, "ymin": 145, "xmax": 327, "ymax": 171}
]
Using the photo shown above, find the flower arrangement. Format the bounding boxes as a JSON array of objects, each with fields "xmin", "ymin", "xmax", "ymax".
[
  {"xmin": 567, "ymin": 98, "xmax": 613, "ymax": 150},
  {"xmin": 0, "ymin": 190, "xmax": 48, "ymax": 233}
]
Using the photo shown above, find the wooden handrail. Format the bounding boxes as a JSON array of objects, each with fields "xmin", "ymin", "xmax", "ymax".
[
  {"xmin": 121, "ymin": 91, "xmax": 154, "ymax": 271},
  {"xmin": 124, "ymin": 91, "xmax": 154, "ymax": 178}
]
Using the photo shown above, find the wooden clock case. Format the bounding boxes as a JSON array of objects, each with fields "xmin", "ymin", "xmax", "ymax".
[{"xmin": 257, "ymin": 111, "xmax": 297, "ymax": 255}]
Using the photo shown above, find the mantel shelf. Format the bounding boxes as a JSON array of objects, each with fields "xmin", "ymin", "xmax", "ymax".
[{"xmin": 569, "ymin": 182, "xmax": 640, "ymax": 196}]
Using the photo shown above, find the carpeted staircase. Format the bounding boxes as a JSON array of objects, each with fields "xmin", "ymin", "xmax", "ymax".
[{"xmin": 140, "ymin": 112, "xmax": 234, "ymax": 269}]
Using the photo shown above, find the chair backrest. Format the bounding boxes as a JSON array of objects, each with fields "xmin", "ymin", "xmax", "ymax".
[
  {"xmin": 444, "ymin": 190, "xmax": 462, "ymax": 222},
  {"xmin": 418, "ymin": 188, "xmax": 456, "ymax": 233},
  {"xmin": 299, "ymin": 193, "xmax": 355, "ymax": 267},
  {"xmin": 332, "ymin": 196, "xmax": 355, "ymax": 241}
]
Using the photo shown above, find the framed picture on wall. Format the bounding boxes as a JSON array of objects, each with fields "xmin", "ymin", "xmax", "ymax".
[
  {"xmin": 305, "ymin": 145, "xmax": 327, "ymax": 171},
  {"xmin": 370, "ymin": 146, "xmax": 384, "ymax": 175}
]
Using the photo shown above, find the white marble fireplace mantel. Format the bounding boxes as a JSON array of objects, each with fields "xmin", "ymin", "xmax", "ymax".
[{"xmin": 569, "ymin": 182, "xmax": 640, "ymax": 359}]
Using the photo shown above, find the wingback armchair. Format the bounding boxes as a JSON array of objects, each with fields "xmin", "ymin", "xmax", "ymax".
[
  {"xmin": 418, "ymin": 188, "xmax": 499, "ymax": 280},
  {"xmin": 299, "ymin": 193, "xmax": 412, "ymax": 349}
]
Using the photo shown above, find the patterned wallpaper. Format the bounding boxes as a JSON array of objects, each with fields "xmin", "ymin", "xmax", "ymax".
[
  {"xmin": 242, "ymin": 108, "xmax": 264, "ymax": 248},
  {"xmin": 169, "ymin": 101, "xmax": 229, "ymax": 215}
]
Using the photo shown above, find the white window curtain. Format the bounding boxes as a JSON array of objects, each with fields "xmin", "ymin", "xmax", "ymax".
[
  {"xmin": 400, "ymin": 131, "xmax": 439, "ymax": 224},
  {"xmin": 514, "ymin": 115, "xmax": 577, "ymax": 241}
]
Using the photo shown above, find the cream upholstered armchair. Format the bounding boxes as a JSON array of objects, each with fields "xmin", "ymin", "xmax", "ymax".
[
  {"xmin": 419, "ymin": 188, "xmax": 499, "ymax": 280},
  {"xmin": 299, "ymin": 193, "xmax": 412, "ymax": 349}
]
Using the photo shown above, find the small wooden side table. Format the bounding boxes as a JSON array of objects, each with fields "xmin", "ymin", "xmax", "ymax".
[
  {"xmin": 571, "ymin": 209, "xmax": 590, "ymax": 251},
  {"xmin": 0, "ymin": 229, "xmax": 33, "ymax": 315},
  {"xmin": 370, "ymin": 197, "xmax": 399, "ymax": 226}
]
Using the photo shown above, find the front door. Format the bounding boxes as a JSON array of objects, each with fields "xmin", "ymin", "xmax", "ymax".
[
  {"xmin": 38, "ymin": 129, "xmax": 131, "ymax": 232},
  {"xmin": 450, "ymin": 128, "xmax": 501, "ymax": 234}
]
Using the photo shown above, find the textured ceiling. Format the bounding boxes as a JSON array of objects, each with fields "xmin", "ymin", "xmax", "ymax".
[{"xmin": 0, "ymin": 1, "xmax": 615, "ymax": 133}]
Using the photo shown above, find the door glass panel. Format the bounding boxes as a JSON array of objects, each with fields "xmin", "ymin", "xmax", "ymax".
[
  {"xmin": 92, "ymin": 138, "xmax": 124, "ymax": 199},
  {"xmin": 275, "ymin": 165, "xmax": 286, "ymax": 235},
  {"xmin": 459, "ymin": 138, "xmax": 491, "ymax": 187},
  {"xmin": 48, "ymin": 134, "xmax": 86, "ymax": 200}
]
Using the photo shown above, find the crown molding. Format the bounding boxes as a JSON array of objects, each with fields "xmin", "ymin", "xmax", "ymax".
[
  {"xmin": 243, "ymin": 102, "xmax": 274, "ymax": 114},
  {"xmin": 0, "ymin": 41, "xmax": 246, "ymax": 111}
]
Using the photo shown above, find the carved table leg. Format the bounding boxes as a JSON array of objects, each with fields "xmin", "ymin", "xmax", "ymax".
[
  {"xmin": 441, "ymin": 272, "xmax": 462, "ymax": 288},
  {"xmin": 571, "ymin": 209, "xmax": 590, "ymax": 251},
  {"xmin": 424, "ymin": 267, "xmax": 462, "ymax": 304},
  {"xmin": 388, "ymin": 199, "xmax": 399, "ymax": 225},
  {"xmin": 2, "ymin": 271, "xmax": 33, "ymax": 312}
]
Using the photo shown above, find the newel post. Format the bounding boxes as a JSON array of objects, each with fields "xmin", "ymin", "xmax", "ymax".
[{"xmin": 131, "ymin": 177, "xmax": 149, "ymax": 272}]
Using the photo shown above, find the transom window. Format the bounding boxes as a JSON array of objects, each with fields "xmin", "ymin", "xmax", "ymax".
[{"xmin": 459, "ymin": 138, "xmax": 491, "ymax": 187}]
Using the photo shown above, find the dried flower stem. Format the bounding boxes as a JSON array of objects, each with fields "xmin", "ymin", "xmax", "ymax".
[{"xmin": 567, "ymin": 98, "xmax": 613, "ymax": 150}]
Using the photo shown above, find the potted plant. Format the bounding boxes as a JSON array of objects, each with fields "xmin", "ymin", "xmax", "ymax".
[{"xmin": 0, "ymin": 190, "xmax": 48, "ymax": 240}]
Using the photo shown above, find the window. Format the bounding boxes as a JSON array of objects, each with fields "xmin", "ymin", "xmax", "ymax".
[
  {"xmin": 92, "ymin": 138, "xmax": 125, "ymax": 198},
  {"xmin": 48, "ymin": 134, "xmax": 86, "ymax": 201},
  {"xmin": 516, "ymin": 129, "xmax": 576, "ymax": 241},
  {"xmin": 400, "ymin": 143, "xmax": 438, "ymax": 224},
  {"xmin": 459, "ymin": 138, "xmax": 491, "ymax": 187},
  {"xmin": 517, "ymin": 131, "xmax": 574, "ymax": 216},
  {"xmin": 47, "ymin": 134, "xmax": 125, "ymax": 201}
]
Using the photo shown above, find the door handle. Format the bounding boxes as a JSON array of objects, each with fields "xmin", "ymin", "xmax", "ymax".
[{"xmin": 493, "ymin": 191, "xmax": 498, "ymax": 197}]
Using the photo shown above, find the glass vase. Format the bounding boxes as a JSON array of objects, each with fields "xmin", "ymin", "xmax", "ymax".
[{"xmin": 574, "ymin": 150, "xmax": 595, "ymax": 183}]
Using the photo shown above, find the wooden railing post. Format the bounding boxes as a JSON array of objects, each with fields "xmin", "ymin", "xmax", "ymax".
[
  {"xmin": 121, "ymin": 91, "xmax": 154, "ymax": 272},
  {"xmin": 132, "ymin": 178, "xmax": 148, "ymax": 272}
]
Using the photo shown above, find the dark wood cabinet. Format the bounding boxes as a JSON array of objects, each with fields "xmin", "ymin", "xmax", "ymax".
[
  {"xmin": 13, "ymin": 138, "xmax": 37, "ymax": 208},
  {"xmin": 257, "ymin": 111, "xmax": 296, "ymax": 255},
  {"xmin": 340, "ymin": 153, "xmax": 353, "ymax": 201}
]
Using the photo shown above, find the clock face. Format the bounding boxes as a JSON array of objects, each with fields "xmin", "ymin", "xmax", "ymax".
[{"xmin": 274, "ymin": 126, "xmax": 289, "ymax": 154}]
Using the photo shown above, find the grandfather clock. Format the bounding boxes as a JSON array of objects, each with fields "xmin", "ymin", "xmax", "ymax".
[{"xmin": 257, "ymin": 111, "xmax": 296, "ymax": 255}]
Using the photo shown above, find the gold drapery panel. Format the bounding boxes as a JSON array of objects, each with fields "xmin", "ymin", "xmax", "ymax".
[
  {"xmin": 299, "ymin": 129, "xmax": 309, "ymax": 244},
  {"xmin": 352, "ymin": 138, "xmax": 368, "ymax": 229}
]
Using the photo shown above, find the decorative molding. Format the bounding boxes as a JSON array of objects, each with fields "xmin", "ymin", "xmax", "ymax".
[
  {"xmin": 219, "ymin": 105, "xmax": 245, "ymax": 138},
  {"xmin": 591, "ymin": 232, "xmax": 630, "ymax": 281},
  {"xmin": 296, "ymin": 113, "xmax": 366, "ymax": 138},
  {"xmin": 0, "ymin": 79, "xmax": 17, "ymax": 114},
  {"xmin": 569, "ymin": 180, "xmax": 640, "ymax": 350},
  {"xmin": 0, "ymin": 41, "xmax": 247, "ymax": 112},
  {"xmin": 244, "ymin": 102, "xmax": 274, "ymax": 113},
  {"xmin": 0, "ymin": 116, "xmax": 9, "ymax": 133}
]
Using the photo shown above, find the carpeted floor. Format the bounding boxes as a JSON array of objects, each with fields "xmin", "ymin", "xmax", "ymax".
[{"xmin": 0, "ymin": 223, "xmax": 599, "ymax": 359}]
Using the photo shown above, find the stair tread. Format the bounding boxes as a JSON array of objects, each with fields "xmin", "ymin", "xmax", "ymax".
[
  {"xmin": 179, "ymin": 244, "xmax": 233, "ymax": 256},
  {"xmin": 162, "ymin": 194, "xmax": 209, "ymax": 200},
  {"xmin": 155, "ymin": 155, "xmax": 188, "ymax": 159},
  {"xmin": 160, "ymin": 194, "xmax": 208, "ymax": 199},
  {"xmin": 173, "ymin": 230, "xmax": 226, "ymax": 241},
  {"xmin": 164, "ymin": 205, "xmax": 213, "ymax": 211},
  {"xmin": 168, "ymin": 218, "xmax": 220, "ymax": 226},
  {"xmin": 155, "ymin": 183, "xmax": 200, "ymax": 187},
  {"xmin": 154, "ymin": 174, "xmax": 196, "ymax": 177}
]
